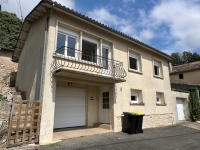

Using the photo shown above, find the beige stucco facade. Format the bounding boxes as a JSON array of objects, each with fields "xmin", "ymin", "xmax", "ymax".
[
  {"xmin": 15, "ymin": 16, "xmax": 46, "ymax": 100},
  {"xmin": 170, "ymin": 70, "xmax": 200, "ymax": 84},
  {"xmin": 15, "ymin": 7, "xmax": 190, "ymax": 145}
]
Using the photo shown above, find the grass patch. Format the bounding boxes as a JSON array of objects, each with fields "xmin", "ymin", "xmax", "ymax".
[
  {"xmin": 0, "ymin": 94, "xmax": 6, "ymax": 101},
  {"xmin": 49, "ymin": 142, "xmax": 60, "ymax": 147},
  {"xmin": 2, "ymin": 74, "xmax": 10, "ymax": 81}
]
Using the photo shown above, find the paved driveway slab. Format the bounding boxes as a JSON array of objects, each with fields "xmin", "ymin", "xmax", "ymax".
[{"xmin": 39, "ymin": 126, "xmax": 200, "ymax": 150}]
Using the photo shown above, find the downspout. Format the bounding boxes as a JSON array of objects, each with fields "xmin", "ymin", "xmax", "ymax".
[{"xmin": 39, "ymin": 4, "xmax": 55, "ymax": 100}]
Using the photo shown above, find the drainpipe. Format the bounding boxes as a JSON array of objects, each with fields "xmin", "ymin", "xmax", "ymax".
[{"xmin": 39, "ymin": 4, "xmax": 55, "ymax": 100}]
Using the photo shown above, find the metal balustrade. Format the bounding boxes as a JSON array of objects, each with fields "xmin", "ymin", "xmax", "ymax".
[{"xmin": 51, "ymin": 46, "xmax": 126, "ymax": 79}]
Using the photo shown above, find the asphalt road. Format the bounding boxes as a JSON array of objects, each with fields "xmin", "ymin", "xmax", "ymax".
[{"xmin": 38, "ymin": 125, "xmax": 200, "ymax": 150}]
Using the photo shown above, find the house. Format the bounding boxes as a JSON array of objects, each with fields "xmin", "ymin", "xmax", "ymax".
[
  {"xmin": 170, "ymin": 61, "xmax": 200, "ymax": 85},
  {"xmin": 12, "ymin": 0, "xmax": 189, "ymax": 144},
  {"xmin": 170, "ymin": 61, "xmax": 200, "ymax": 100}
]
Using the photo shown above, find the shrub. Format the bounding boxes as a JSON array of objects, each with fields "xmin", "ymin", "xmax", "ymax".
[
  {"xmin": 188, "ymin": 92, "xmax": 200, "ymax": 122},
  {"xmin": 2, "ymin": 74, "xmax": 10, "ymax": 81},
  {"xmin": 0, "ymin": 94, "xmax": 6, "ymax": 101}
]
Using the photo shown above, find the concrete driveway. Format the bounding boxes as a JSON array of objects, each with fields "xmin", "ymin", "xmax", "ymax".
[{"xmin": 38, "ymin": 125, "xmax": 200, "ymax": 150}]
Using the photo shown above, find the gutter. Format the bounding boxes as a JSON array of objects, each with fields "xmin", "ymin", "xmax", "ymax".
[{"xmin": 39, "ymin": 3, "xmax": 55, "ymax": 100}]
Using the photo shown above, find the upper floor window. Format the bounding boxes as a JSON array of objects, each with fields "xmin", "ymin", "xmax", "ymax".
[
  {"xmin": 102, "ymin": 46, "xmax": 109, "ymax": 69},
  {"xmin": 153, "ymin": 59, "xmax": 163, "ymax": 78},
  {"xmin": 56, "ymin": 27, "xmax": 78, "ymax": 57},
  {"xmin": 82, "ymin": 40, "xmax": 97, "ymax": 63},
  {"xmin": 129, "ymin": 49, "xmax": 142, "ymax": 73},
  {"xmin": 179, "ymin": 74, "xmax": 184, "ymax": 79}
]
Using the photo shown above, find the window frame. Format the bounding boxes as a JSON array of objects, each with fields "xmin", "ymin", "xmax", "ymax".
[
  {"xmin": 156, "ymin": 92, "xmax": 165, "ymax": 105},
  {"xmin": 102, "ymin": 46, "xmax": 109, "ymax": 69},
  {"xmin": 128, "ymin": 49, "xmax": 142, "ymax": 74},
  {"xmin": 153, "ymin": 58, "xmax": 164, "ymax": 78},
  {"xmin": 179, "ymin": 74, "xmax": 184, "ymax": 79},
  {"xmin": 131, "ymin": 90, "xmax": 138, "ymax": 104},
  {"xmin": 56, "ymin": 27, "xmax": 79, "ymax": 59},
  {"xmin": 82, "ymin": 35, "xmax": 99, "ymax": 64},
  {"xmin": 156, "ymin": 93, "xmax": 161, "ymax": 104}
]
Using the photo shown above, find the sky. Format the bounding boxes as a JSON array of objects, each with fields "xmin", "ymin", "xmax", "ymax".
[{"xmin": 1, "ymin": 0, "xmax": 200, "ymax": 55}]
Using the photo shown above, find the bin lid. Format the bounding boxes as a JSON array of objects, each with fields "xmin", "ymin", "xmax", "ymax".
[{"xmin": 123, "ymin": 112, "xmax": 145, "ymax": 116}]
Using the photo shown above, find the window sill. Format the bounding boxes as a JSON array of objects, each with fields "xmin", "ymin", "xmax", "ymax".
[
  {"xmin": 156, "ymin": 103, "xmax": 167, "ymax": 106},
  {"xmin": 154, "ymin": 75, "xmax": 164, "ymax": 79},
  {"xmin": 128, "ymin": 69, "xmax": 143, "ymax": 75},
  {"xmin": 130, "ymin": 102, "xmax": 145, "ymax": 106}
]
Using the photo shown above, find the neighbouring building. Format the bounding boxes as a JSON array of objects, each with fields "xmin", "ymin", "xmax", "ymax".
[
  {"xmin": 170, "ymin": 61, "xmax": 200, "ymax": 85},
  {"xmin": 12, "ymin": 0, "xmax": 189, "ymax": 144}
]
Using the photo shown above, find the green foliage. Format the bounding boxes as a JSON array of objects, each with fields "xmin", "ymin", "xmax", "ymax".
[
  {"xmin": 188, "ymin": 92, "xmax": 200, "ymax": 122},
  {"xmin": 0, "ymin": 11, "xmax": 22, "ymax": 49},
  {"xmin": 0, "ymin": 94, "xmax": 6, "ymax": 101},
  {"xmin": 170, "ymin": 51, "xmax": 200, "ymax": 66},
  {"xmin": 2, "ymin": 74, "xmax": 10, "ymax": 81}
]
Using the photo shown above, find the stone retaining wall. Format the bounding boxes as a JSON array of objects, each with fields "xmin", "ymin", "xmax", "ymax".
[
  {"xmin": 114, "ymin": 113, "xmax": 174, "ymax": 132},
  {"xmin": 0, "ymin": 48, "xmax": 18, "ymax": 87},
  {"xmin": 143, "ymin": 113, "xmax": 174, "ymax": 129}
]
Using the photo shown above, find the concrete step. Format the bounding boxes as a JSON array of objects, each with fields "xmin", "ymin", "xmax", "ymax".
[
  {"xmin": 9, "ymin": 87, "xmax": 17, "ymax": 92},
  {"xmin": 13, "ymin": 95, "xmax": 22, "ymax": 101},
  {"xmin": 13, "ymin": 92, "xmax": 21, "ymax": 95},
  {"xmin": 93, "ymin": 123, "xmax": 112, "ymax": 130}
]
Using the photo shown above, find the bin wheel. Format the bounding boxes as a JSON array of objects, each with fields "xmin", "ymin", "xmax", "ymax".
[
  {"xmin": 135, "ymin": 131, "xmax": 137, "ymax": 134},
  {"xmin": 141, "ymin": 130, "xmax": 143, "ymax": 133},
  {"xmin": 122, "ymin": 128, "xmax": 126, "ymax": 132}
]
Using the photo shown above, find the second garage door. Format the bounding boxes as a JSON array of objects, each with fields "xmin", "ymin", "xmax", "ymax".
[
  {"xmin": 176, "ymin": 98, "xmax": 185, "ymax": 120},
  {"xmin": 54, "ymin": 87, "xmax": 86, "ymax": 128}
]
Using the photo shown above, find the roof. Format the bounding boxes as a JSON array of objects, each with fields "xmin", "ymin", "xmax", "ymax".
[
  {"xmin": 170, "ymin": 79, "xmax": 200, "ymax": 87},
  {"xmin": 170, "ymin": 61, "xmax": 200, "ymax": 74},
  {"xmin": 12, "ymin": 0, "xmax": 172, "ymax": 62}
]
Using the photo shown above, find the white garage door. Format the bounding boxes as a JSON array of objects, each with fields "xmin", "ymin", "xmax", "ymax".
[
  {"xmin": 54, "ymin": 87, "xmax": 86, "ymax": 128},
  {"xmin": 176, "ymin": 98, "xmax": 185, "ymax": 120}
]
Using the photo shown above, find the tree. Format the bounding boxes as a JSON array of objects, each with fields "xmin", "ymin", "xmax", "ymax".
[
  {"xmin": 0, "ymin": 11, "xmax": 22, "ymax": 49},
  {"xmin": 170, "ymin": 52, "xmax": 183, "ymax": 66},
  {"xmin": 170, "ymin": 51, "xmax": 200, "ymax": 66},
  {"xmin": 188, "ymin": 92, "xmax": 200, "ymax": 122}
]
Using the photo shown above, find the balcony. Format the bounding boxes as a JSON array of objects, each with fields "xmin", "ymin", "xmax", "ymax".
[{"xmin": 51, "ymin": 47, "xmax": 126, "ymax": 84}]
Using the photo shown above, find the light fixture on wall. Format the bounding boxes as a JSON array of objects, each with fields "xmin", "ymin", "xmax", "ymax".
[{"xmin": 68, "ymin": 82, "xmax": 72, "ymax": 86}]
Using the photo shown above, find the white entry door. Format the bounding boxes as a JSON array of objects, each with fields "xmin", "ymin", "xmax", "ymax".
[
  {"xmin": 101, "ymin": 91, "xmax": 110, "ymax": 123},
  {"xmin": 54, "ymin": 87, "xmax": 86, "ymax": 128},
  {"xmin": 176, "ymin": 98, "xmax": 185, "ymax": 120}
]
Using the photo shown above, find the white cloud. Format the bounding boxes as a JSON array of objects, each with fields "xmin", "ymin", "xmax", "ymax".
[
  {"xmin": 87, "ymin": 7, "xmax": 137, "ymax": 36},
  {"xmin": 138, "ymin": 29, "xmax": 154, "ymax": 41},
  {"xmin": 1, "ymin": 0, "xmax": 75, "ymax": 19},
  {"xmin": 142, "ymin": 0, "xmax": 200, "ymax": 53}
]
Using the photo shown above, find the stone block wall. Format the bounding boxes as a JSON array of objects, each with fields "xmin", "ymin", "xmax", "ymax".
[
  {"xmin": 114, "ymin": 113, "xmax": 174, "ymax": 132},
  {"xmin": 143, "ymin": 113, "xmax": 174, "ymax": 128}
]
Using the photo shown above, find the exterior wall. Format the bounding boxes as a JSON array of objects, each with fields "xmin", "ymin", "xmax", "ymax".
[
  {"xmin": 171, "ymin": 91, "xmax": 189, "ymax": 123},
  {"xmin": 170, "ymin": 70, "xmax": 200, "ymax": 84},
  {"xmin": 39, "ymin": 10, "xmax": 181, "ymax": 143},
  {"xmin": 113, "ymin": 45, "xmax": 174, "ymax": 131},
  {"xmin": 15, "ymin": 16, "xmax": 46, "ymax": 100},
  {"xmin": 87, "ymin": 85, "xmax": 100, "ymax": 126}
]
